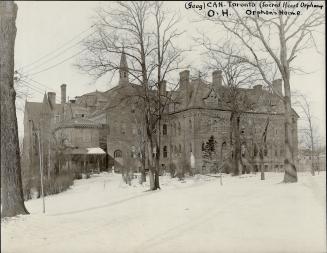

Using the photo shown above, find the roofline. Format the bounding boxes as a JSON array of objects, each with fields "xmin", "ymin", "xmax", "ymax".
[{"xmin": 167, "ymin": 106, "xmax": 293, "ymax": 117}]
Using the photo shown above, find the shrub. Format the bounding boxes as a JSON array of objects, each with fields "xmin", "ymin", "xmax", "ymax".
[
  {"xmin": 43, "ymin": 171, "xmax": 74, "ymax": 196},
  {"xmin": 23, "ymin": 171, "xmax": 75, "ymax": 200}
]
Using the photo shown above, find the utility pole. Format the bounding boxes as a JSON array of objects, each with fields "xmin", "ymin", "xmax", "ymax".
[
  {"xmin": 48, "ymin": 139, "xmax": 51, "ymax": 179},
  {"xmin": 36, "ymin": 129, "xmax": 45, "ymax": 213}
]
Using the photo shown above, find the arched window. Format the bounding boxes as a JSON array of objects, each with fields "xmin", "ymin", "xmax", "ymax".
[
  {"xmin": 163, "ymin": 146, "xmax": 168, "ymax": 158},
  {"xmin": 114, "ymin": 150, "xmax": 122, "ymax": 158},
  {"xmin": 163, "ymin": 124, "xmax": 167, "ymax": 135}
]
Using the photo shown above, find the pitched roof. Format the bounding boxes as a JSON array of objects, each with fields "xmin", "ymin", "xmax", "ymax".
[{"xmin": 63, "ymin": 147, "xmax": 106, "ymax": 155}]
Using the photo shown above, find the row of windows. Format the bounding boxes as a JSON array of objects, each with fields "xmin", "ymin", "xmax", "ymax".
[
  {"xmin": 253, "ymin": 144, "xmax": 284, "ymax": 158},
  {"xmin": 113, "ymin": 141, "xmax": 285, "ymax": 161},
  {"xmin": 116, "ymin": 120, "xmax": 282, "ymax": 138},
  {"xmin": 113, "ymin": 144, "xmax": 184, "ymax": 160},
  {"xmin": 162, "ymin": 119, "xmax": 193, "ymax": 136}
]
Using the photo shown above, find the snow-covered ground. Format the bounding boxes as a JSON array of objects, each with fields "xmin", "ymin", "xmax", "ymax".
[{"xmin": 1, "ymin": 172, "xmax": 326, "ymax": 253}]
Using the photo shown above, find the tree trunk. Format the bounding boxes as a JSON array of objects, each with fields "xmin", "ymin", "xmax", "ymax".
[
  {"xmin": 0, "ymin": 1, "xmax": 29, "ymax": 217},
  {"xmin": 154, "ymin": 124, "xmax": 160, "ymax": 190},
  {"xmin": 141, "ymin": 152, "xmax": 146, "ymax": 183},
  {"xmin": 154, "ymin": 152, "xmax": 160, "ymax": 189},
  {"xmin": 279, "ymin": 22, "xmax": 298, "ymax": 183},
  {"xmin": 282, "ymin": 79, "xmax": 298, "ymax": 183},
  {"xmin": 140, "ymin": 153, "xmax": 146, "ymax": 183},
  {"xmin": 259, "ymin": 150, "xmax": 265, "ymax": 180},
  {"xmin": 231, "ymin": 113, "xmax": 241, "ymax": 176},
  {"xmin": 310, "ymin": 135, "xmax": 315, "ymax": 176},
  {"xmin": 260, "ymin": 165, "xmax": 265, "ymax": 180},
  {"xmin": 146, "ymin": 139, "xmax": 155, "ymax": 190}
]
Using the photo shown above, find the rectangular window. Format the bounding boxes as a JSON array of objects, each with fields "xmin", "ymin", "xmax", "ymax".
[
  {"xmin": 163, "ymin": 124, "xmax": 167, "ymax": 135},
  {"xmin": 163, "ymin": 146, "xmax": 167, "ymax": 158}
]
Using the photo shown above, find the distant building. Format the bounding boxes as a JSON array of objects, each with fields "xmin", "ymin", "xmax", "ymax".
[{"xmin": 298, "ymin": 149, "xmax": 326, "ymax": 172}]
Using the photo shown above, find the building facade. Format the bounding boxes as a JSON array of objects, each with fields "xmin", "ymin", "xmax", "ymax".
[
  {"xmin": 104, "ymin": 52, "xmax": 299, "ymax": 175},
  {"xmin": 22, "ymin": 84, "xmax": 108, "ymax": 191},
  {"xmin": 22, "ymin": 51, "xmax": 299, "ymax": 183}
]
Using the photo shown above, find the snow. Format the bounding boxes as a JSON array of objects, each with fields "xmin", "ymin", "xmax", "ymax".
[
  {"xmin": 87, "ymin": 147, "xmax": 106, "ymax": 154},
  {"xmin": 1, "ymin": 172, "xmax": 326, "ymax": 253}
]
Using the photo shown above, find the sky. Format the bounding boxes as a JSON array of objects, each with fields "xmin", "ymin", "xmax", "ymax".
[{"xmin": 14, "ymin": 1, "xmax": 325, "ymax": 145}]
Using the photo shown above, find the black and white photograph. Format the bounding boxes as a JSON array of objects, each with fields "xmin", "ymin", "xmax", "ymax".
[{"xmin": 0, "ymin": 1, "xmax": 326, "ymax": 252}]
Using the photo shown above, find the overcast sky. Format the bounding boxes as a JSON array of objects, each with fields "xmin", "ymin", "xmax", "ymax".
[{"xmin": 14, "ymin": 1, "xmax": 325, "ymax": 144}]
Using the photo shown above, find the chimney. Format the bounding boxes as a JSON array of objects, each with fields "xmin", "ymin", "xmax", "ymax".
[
  {"xmin": 48, "ymin": 92, "xmax": 56, "ymax": 107},
  {"xmin": 212, "ymin": 70, "xmax": 222, "ymax": 87},
  {"xmin": 61, "ymin": 84, "xmax": 66, "ymax": 104},
  {"xmin": 159, "ymin": 80, "xmax": 167, "ymax": 96},
  {"xmin": 272, "ymin": 79, "xmax": 283, "ymax": 95},
  {"xmin": 179, "ymin": 70, "xmax": 190, "ymax": 107},
  {"xmin": 179, "ymin": 70, "xmax": 190, "ymax": 89}
]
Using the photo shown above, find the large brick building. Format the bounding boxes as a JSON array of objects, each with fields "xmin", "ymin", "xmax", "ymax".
[
  {"xmin": 105, "ymin": 52, "xmax": 299, "ymax": 175},
  {"xmin": 22, "ymin": 51, "xmax": 299, "ymax": 182}
]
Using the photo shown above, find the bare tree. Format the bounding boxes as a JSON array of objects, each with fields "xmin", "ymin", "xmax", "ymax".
[
  {"xmin": 0, "ymin": 1, "xmax": 29, "ymax": 217},
  {"xmin": 314, "ymin": 141, "xmax": 325, "ymax": 174},
  {"xmin": 196, "ymin": 4, "xmax": 324, "ymax": 182},
  {"xmin": 294, "ymin": 93, "xmax": 319, "ymax": 175},
  {"xmin": 77, "ymin": 1, "xmax": 185, "ymax": 190}
]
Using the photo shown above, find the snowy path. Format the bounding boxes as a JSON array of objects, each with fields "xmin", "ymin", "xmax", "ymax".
[{"xmin": 1, "ymin": 172, "xmax": 326, "ymax": 253}]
